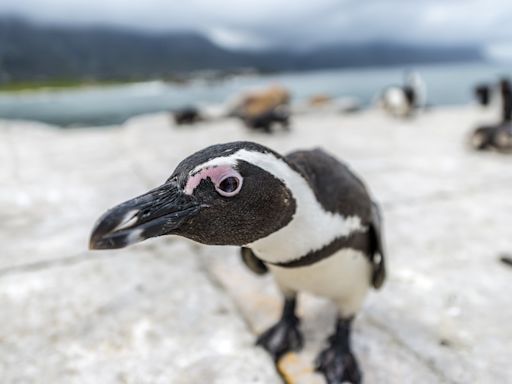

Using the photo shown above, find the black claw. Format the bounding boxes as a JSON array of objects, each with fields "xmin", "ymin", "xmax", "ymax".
[
  {"xmin": 315, "ymin": 317, "xmax": 362, "ymax": 384},
  {"xmin": 256, "ymin": 316, "xmax": 303, "ymax": 361},
  {"xmin": 315, "ymin": 348, "xmax": 361, "ymax": 384}
]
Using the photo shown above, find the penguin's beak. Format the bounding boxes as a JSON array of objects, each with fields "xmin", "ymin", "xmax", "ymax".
[{"xmin": 89, "ymin": 182, "xmax": 201, "ymax": 250}]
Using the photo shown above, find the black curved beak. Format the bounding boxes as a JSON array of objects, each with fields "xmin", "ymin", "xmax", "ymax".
[{"xmin": 89, "ymin": 182, "xmax": 200, "ymax": 250}]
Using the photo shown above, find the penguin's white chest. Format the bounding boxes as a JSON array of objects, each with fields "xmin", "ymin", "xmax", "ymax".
[{"xmin": 267, "ymin": 249, "xmax": 372, "ymax": 316}]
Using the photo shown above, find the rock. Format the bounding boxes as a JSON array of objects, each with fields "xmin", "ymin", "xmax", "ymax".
[{"xmin": 1, "ymin": 106, "xmax": 511, "ymax": 383}]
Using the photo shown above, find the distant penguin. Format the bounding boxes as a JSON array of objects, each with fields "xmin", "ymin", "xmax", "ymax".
[
  {"xmin": 501, "ymin": 78, "xmax": 512, "ymax": 123},
  {"xmin": 90, "ymin": 141, "xmax": 386, "ymax": 384},
  {"xmin": 379, "ymin": 71, "xmax": 426, "ymax": 118},
  {"xmin": 474, "ymin": 83, "xmax": 492, "ymax": 107},
  {"xmin": 242, "ymin": 105, "xmax": 290, "ymax": 133},
  {"xmin": 173, "ymin": 106, "xmax": 203, "ymax": 125},
  {"xmin": 231, "ymin": 85, "xmax": 292, "ymax": 134},
  {"xmin": 471, "ymin": 78, "xmax": 512, "ymax": 152}
]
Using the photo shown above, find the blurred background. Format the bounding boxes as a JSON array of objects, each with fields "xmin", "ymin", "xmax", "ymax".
[
  {"xmin": 1, "ymin": 2, "xmax": 512, "ymax": 384},
  {"xmin": 0, "ymin": 0, "xmax": 511, "ymax": 125}
]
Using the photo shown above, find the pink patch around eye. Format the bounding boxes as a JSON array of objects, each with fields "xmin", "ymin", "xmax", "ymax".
[{"xmin": 184, "ymin": 165, "xmax": 242, "ymax": 195}]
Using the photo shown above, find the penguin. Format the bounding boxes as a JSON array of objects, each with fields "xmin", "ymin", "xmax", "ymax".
[
  {"xmin": 89, "ymin": 141, "xmax": 386, "ymax": 384},
  {"xmin": 471, "ymin": 78, "xmax": 512, "ymax": 152},
  {"xmin": 501, "ymin": 78, "xmax": 512, "ymax": 123},
  {"xmin": 242, "ymin": 105, "xmax": 291, "ymax": 134},
  {"xmin": 474, "ymin": 83, "xmax": 492, "ymax": 107},
  {"xmin": 173, "ymin": 106, "xmax": 203, "ymax": 125},
  {"xmin": 379, "ymin": 71, "xmax": 426, "ymax": 118}
]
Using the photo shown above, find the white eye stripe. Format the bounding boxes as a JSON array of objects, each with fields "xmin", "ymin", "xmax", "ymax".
[{"xmin": 187, "ymin": 149, "xmax": 365, "ymax": 263}]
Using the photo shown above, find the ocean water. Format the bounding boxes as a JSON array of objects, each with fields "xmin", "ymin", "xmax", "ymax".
[{"xmin": 0, "ymin": 62, "xmax": 511, "ymax": 127}]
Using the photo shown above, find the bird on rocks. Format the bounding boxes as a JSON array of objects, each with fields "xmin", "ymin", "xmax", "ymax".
[
  {"xmin": 471, "ymin": 78, "xmax": 512, "ymax": 152},
  {"xmin": 379, "ymin": 71, "xmax": 426, "ymax": 118},
  {"xmin": 89, "ymin": 141, "xmax": 386, "ymax": 384}
]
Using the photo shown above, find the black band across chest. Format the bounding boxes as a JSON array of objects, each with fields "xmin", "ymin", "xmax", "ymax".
[{"xmin": 267, "ymin": 230, "xmax": 370, "ymax": 269}]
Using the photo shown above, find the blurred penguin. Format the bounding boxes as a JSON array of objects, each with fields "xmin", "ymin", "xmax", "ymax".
[
  {"xmin": 474, "ymin": 83, "xmax": 492, "ymax": 107},
  {"xmin": 378, "ymin": 71, "xmax": 427, "ymax": 118},
  {"xmin": 471, "ymin": 78, "xmax": 512, "ymax": 151}
]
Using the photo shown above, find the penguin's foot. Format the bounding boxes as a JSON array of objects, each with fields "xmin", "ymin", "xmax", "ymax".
[
  {"xmin": 314, "ymin": 344, "xmax": 361, "ymax": 384},
  {"xmin": 314, "ymin": 317, "xmax": 361, "ymax": 384},
  {"xmin": 256, "ymin": 315, "xmax": 303, "ymax": 361}
]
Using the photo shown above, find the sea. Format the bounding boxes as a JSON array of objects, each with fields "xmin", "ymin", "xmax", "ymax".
[{"xmin": 1, "ymin": 62, "xmax": 511, "ymax": 127}]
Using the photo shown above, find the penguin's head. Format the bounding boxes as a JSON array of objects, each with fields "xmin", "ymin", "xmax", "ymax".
[{"xmin": 89, "ymin": 142, "xmax": 297, "ymax": 249}]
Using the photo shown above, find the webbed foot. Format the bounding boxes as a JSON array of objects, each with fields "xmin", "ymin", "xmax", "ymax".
[
  {"xmin": 315, "ymin": 344, "xmax": 361, "ymax": 384},
  {"xmin": 256, "ymin": 296, "xmax": 303, "ymax": 360},
  {"xmin": 314, "ymin": 317, "xmax": 362, "ymax": 384}
]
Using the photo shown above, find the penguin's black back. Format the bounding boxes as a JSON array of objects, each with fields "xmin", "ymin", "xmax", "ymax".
[
  {"xmin": 285, "ymin": 149, "xmax": 372, "ymax": 222},
  {"xmin": 284, "ymin": 148, "xmax": 386, "ymax": 288}
]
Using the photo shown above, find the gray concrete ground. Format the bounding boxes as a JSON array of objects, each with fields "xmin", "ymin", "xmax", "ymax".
[{"xmin": 0, "ymin": 107, "xmax": 511, "ymax": 383}]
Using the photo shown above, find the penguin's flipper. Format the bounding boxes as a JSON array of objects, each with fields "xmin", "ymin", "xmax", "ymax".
[
  {"xmin": 240, "ymin": 247, "xmax": 268, "ymax": 275},
  {"xmin": 369, "ymin": 202, "xmax": 386, "ymax": 289}
]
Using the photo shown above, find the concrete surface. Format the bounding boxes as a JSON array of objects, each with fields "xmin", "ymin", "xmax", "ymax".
[{"xmin": 0, "ymin": 106, "xmax": 511, "ymax": 383}]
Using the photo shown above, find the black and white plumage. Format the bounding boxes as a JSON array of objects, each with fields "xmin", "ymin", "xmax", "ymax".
[
  {"xmin": 471, "ymin": 78, "xmax": 512, "ymax": 152},
  {"xmin": 89, "ymin": 141, "xmax": 386, "ymax": 384},
  {"xmin": 379, "ymin": 72, "xmax": 426, "ymax": 118}
]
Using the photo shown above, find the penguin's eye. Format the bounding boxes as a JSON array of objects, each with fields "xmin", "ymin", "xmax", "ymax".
[
  {"xmin": 216, "ymin": 175, "xmax": 242, "ymax": 197},
  {"xmin": 185, "ymin": 165, "xmax": 243, "ymax": 197}
]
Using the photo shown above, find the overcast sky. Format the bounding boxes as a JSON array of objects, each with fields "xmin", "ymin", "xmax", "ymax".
[{"xmin": 1, "ymin": 0, "xmax": 512, "ymax": 52}]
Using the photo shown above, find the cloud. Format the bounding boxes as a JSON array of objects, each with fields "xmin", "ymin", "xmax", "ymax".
[{"xmin": 0, "ymin": 0, "xmax": 511, "ymax": 48}]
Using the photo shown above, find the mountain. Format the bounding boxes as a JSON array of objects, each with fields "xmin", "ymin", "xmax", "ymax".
[{"xmin": 0, "ymin": 17, "xmax": 484, "ymax": 84}]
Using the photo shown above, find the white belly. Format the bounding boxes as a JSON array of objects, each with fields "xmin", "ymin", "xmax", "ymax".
[{"xmin": 268, "ymin": 248, "xmax": 372, "ymax": 317}]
